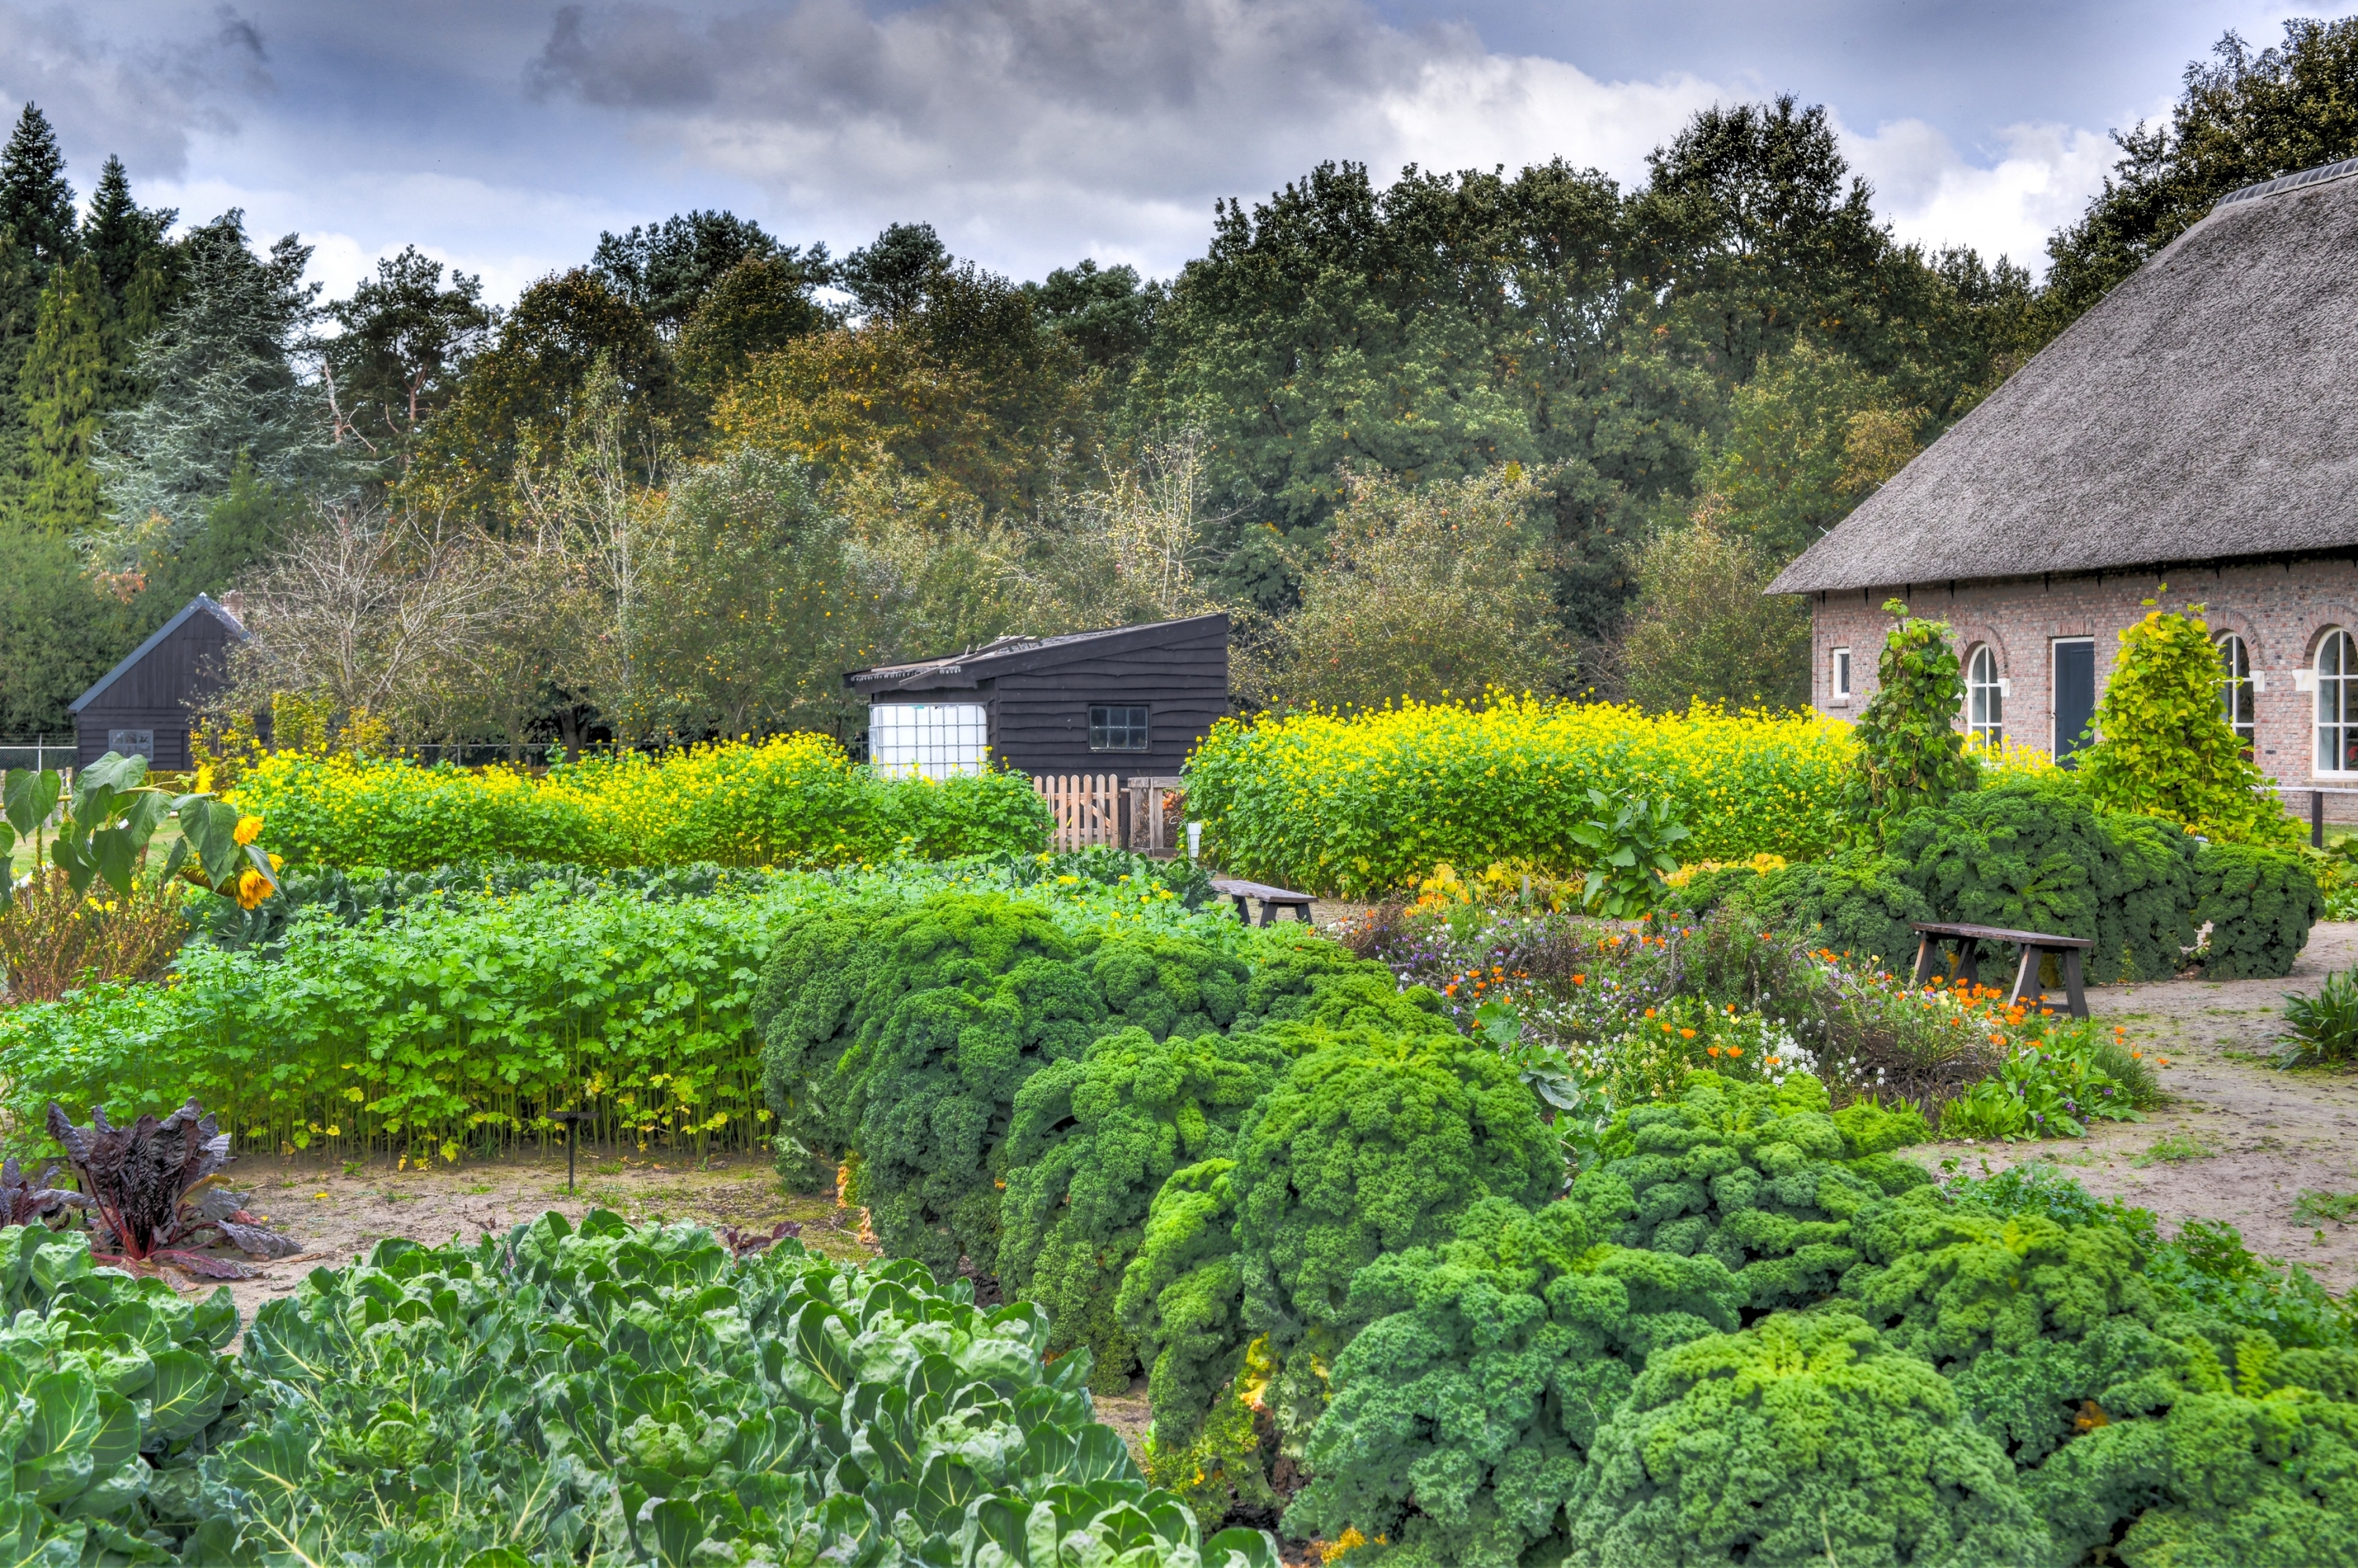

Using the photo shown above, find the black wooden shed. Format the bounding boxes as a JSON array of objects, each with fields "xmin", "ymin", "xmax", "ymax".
[
  {"xmin": 845, "ymin": 613, "xmax": 1229, "ymax": 780},
  {"xmin": 68, "ymin": 594, "xmax": 248, "ymax": 770}
]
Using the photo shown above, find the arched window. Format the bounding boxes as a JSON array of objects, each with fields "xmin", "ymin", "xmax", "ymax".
[
  {"xmin": 2319, "ymin": 630, "xmax": 2358, "ymax": 773},
  {"xmin": 2217, "ymin": 633, "xmax": 2255, "ymax": 753},
  {"xmin": 1965, "ymin": 645, "xmax": 2004, "ymax": 748}
]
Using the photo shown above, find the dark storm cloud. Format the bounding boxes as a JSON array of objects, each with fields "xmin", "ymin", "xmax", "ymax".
[{"xmin": 0, "ymin": 2, "xmax": 275, "ymax": 179}]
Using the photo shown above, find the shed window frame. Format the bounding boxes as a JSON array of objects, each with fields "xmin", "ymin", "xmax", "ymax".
[
  {"xmin": 2317, "ymin": 630, "xmax": 2358, "ymax": 775},
  {"xmin": 1088, "ymin": 703, "xmax": 1151, "ymax": 753},
  {"xmin": 1964, "ymin": 644, "xmax": 2004, "ymax": 749},
  {"xmin": 2217, "ymin": 633, "xmax": 2256, "ymax": 755},
  {"xmin": 105, "ymin": 729, "xmax": 156, "ymax": 762},
  {"xmin": 867, "ymin": 701, "xmax": 990, "ymax": 780}
]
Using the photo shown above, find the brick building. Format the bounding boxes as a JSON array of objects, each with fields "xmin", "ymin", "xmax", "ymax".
[{"xmin": 1771, "ymin": 156, "xmax": 2358, "ymax": 821}]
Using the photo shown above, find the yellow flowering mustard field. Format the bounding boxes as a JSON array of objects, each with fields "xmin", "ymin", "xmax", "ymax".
[
  {"xmin": 229, "ymin": 733, "xmax": 1051, "ymax": 870},
  {"xmin": 1183, "ymin": 696, "xmax": 1855, "ymax": 898}
]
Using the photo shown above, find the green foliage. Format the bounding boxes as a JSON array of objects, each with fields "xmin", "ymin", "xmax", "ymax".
[
  {"xmin": 1567, "ymin": 791, "xmax": 1690, "ymax": 918},
  {"xmin": 1001, "ymin": 1026, "xmax": 1295, "ymax": 1391},
  {"xmin": 2195, "ymin": 843, "xmax": 2323, "ymax": 979},
  {"xmin": 231, "ymin": 739, "xmax": 1052, "ymax": 872},
  {"xmin": 1739, "ymin": 846, "xmax": 1931, "ymax": 968},
  {"xmin": 18, "ymin": 250, "xmax": 105, "ymax": 534},
  {"xmin": 1232, "ymin": 932, "xmax": 1453, "ymax": 1037},
  {"xmin": 1287, "ymin": 1197, "xmax": 1743, "ymax": 1566},
  {"xmin": 1185, "ymin": 697, "xmax": 1854, "ymax": 899},
  {"xmin": 1570, "ymin": 1072, "xmax": 1928, "ymax": 1312},
  {"xmin": 2280, "ymin": 966, "xmax": 2358, "ymax": 1068},
  {"xmin": 1893, "ymin": 773, "xmax": 2198, "ymax": 982},
  {"xmin": 214, "ymin": 1210, "xmax": 1279, "ymax": 1566},
  {"xmin": 1086, "ymin": 933, "xmax": 1251, "ymax": 1041},
  {"xmin": 1618, "ymin": 512, "xmax": 1812, "ymax": 714},
  {"xmin": 1937, "ymin": 1019, "xmax": 2145, "ymax": 1140},
  {"xmin": 1849, "ymin": 600, "xmax": 1978, "ymax": 839},
  {"xmin": 1560, "ymin": 1309, "xmax": 2050, "ymax": 1567},
  {"xmin": 2, "ymin": 752, "xmax": 276, "ymax": 910},
  {"xmin": 1121, "ymin": 1033, "xmax": 1558, "ymax": 1448},
  {"xmin": 2077, "ymin": 601, "xmax": 2303, "ymax": 846}
]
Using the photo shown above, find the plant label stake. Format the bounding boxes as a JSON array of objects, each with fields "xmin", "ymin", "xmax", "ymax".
[{"xmin": 551, "ymin": 1110, "xmax": 593, "ymax": 1193}]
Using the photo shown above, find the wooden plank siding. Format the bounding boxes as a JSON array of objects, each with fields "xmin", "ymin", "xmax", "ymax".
[
  {"xmin": 850, "ymin": 613, "xmax": 1232, "ymax": 784},
  {"xmin": 71, "ymin": 598, "xmax": 244, "ymax": 770}
]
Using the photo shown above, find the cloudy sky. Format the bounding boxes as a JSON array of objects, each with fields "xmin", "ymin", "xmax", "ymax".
[{"xmin": 14, "ymin": 0, "xmax": 2356, "ymax": 307}]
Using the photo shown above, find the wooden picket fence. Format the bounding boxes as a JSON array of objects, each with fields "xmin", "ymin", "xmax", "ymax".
[{"xmin": 1034, "ymin": 773, "xmax": 1124, "ymax": 851}]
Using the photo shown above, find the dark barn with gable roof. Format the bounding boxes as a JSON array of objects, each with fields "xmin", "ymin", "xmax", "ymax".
[
  {"xmin": 845, "ymin": 613, "xmax": 1229, "ymax": 780},
  {"xmin": 68, "ymin": 595, "xmax": 248, "ymax": 771},
  {"xmin": 1771, "ymin": 156, "xmax": 2358, "ymax": 817}
]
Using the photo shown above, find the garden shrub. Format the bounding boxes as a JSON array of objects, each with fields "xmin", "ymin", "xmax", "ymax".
[
  {"xmin": 1287, "ymin": 1197, "xmax": 1743, "ymax": 1567},
  {"xmin": 1234, "ymin": 932, "xmax": 1453, "ymax": 1036},
  {"xmin": 1847, "ymin": 600, "xmax": 1980, "ymax": 842},
  {"xmin": 1119, "ymin": 1030, "xmax": 1558, "ymax": 1446},
  {"xmin": 1893, "ymin": 773, "xmax": 2197, "ymax": 982},
  {"xmin": 1739, "ymin": 846, "xmax": 1933, "ymax": 969},
  {"xmin": 231, "ymin": 734, "xmax": 1052, "ymax": 871},
  {"xmin": 1085, "ymin": 933, "xmax": 1251, "ymax": 1040},
  {"xmin": 1184, "ymin": 696, "xmax": 1853, "ymax": 898},
  {"xmin": 2195, "ymin": 843, "xmax": 2323, "ymax": 979},
  {"xmin": 999, "ymin": 1024, "xmax": 1296, "ymax": 1390},
  {"xmin": 2075, "ymin": 600, "xmax": 2303, "ymax": 847},
  {"xmin": 1658, "ymin": 861, "xmax": 1763, "ymax": 923},
  {"xmin": 1559, "ymin": 1310, "xmax": 2051, "ymax": 1567},
  {"xmin": 1568, "ymin": 1072, "xmax": 1929, "ymax": 1312}
]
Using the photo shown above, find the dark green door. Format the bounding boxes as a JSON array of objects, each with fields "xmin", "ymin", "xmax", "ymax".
[{"xmin": 2055, "ymin": 639, "xmax": 2095, "ymax": 762}]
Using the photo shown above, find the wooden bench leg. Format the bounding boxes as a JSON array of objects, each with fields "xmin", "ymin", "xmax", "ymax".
[
  {"xmin": 2063, "ymin": 949, "xmax": 2088, "ymax": 1019},
  {"xmin": 1912, "ymin": 935, "xmax": 1938, "ymax": 988},
  {"xmin": 1956, "ymin": 938, "xmax": 1982, "ymax": 988},
  {"xmin": 1283, "ymin": 902, "xmax": 1313, "ymax": 924},
  {"xmin": 1230, "ymin": 893, "xmax": 1252, "ymax": 921},
  {"xmin": 2009, "ymin": 946, "xmax": 2040, "ymax": 1010}
]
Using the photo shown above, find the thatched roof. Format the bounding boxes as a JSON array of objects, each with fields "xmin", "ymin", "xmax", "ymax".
[{"xmin": 1771, "ymin": 157, "xmax": 2358, "ymax": 595}]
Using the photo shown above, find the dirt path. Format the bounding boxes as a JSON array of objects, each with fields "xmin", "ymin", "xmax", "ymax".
[{"xmin": 1928, "ymin": 921, "xmax": 2358, "ymax": 1291}]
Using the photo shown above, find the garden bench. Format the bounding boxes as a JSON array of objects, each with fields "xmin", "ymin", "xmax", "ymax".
[
  {"xmin": 1208, "ymin": 876, "xmax": 1317, "ymax": 926},
  {"xmin": 1910, "ymin": 920, "xmax": 2092, "ymax": 1019}
]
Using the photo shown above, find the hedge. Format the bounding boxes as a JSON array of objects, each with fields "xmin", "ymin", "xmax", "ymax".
[
  {"xmin": 1183, "ymin": 697, "xmax": 1854, "ymax": 898},
  {"xmin": 229, "ymin": 733, "xmax": 1052, "ymax": 871},
  {"xmin": 2195, "ymin": 843, "xmax": 2325, "ymax": 979},
  {"xmin": 1739, "ymin": 848, "xmax": 1932, "ymax": 971}
]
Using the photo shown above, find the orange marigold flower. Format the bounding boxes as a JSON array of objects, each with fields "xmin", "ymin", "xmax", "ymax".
[{"xmin": 1680, "ymin": 1027, "xmax": 1696, "ymax": 1039}]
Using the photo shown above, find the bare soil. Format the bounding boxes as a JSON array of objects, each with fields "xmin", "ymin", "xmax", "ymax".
[{"xmin": 1919, "ymin": 920, "xmax": 2358, "ymax": 1291}]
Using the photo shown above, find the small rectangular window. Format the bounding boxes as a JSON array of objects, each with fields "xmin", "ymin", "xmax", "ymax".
[
  {"xmin": 106, "ymin": 729, "xmax": 156, "ymax": 761},
  {"xmin": 1089, "ymin": 704, "xmax": 1150, "ymax": 752},
  {"xmin": 1831, "ymin": 648, "xmax": 1852, "ymax": 703}
]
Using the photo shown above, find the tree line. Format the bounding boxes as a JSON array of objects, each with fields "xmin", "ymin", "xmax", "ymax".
[{"xmin": 2, "ymin": 17, "xmax": 2353, "ymax": 749}]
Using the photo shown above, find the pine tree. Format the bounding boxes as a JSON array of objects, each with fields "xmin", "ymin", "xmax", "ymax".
[
  {"xmin": 20, "ymin": 251, "xmax": 105, "ymax": 533},
  {"xmin": 0, "ymin": 105, "xmax": 77, "ymax": 518},
  {"xmin": 83, "ymin": 155, "xmax": 178, "ymax": 412}
]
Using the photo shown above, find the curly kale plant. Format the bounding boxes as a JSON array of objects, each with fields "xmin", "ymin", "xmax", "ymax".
[
  {"xmin": 2195, "ymin": 843, "xmax": 2323, "ymax": 979},
  {"xmin": 1562, "ymin": 1311, "xmax": 2050, "ymax": 1567},
  {"xmin": 1000, "ymin": 1025, "xmax": 1296, "ymax": 1390},
  {"xmin": 1085, "ymin": 932, "xmax": 1251, "ymax": 1040},
  {"xmin": 1569, "ymin": 1072, "xmax": 1930, "ymax": 1312},
  {"xmin": 1233, "ymin": 935, "xmax": 1453, "ymax": 1037},
  {"xmin": 1120, "ymin": 1030, "xmax": 1557, "ymax": 1449},
  {"xmin": 1893, "ymin": 773, "xmax": 2197, "ymax": 982},
  {"xmin": 1739, "ymin": 846, "xmax": 1933, "ymax": 970},
  {"xmin": 1287, "ymin": 1197, "xmax": 1743, "ymax": 1567},
  {"xmin": 755, "ymin": 891, "xmax": 1074, "ymax": 1193}
]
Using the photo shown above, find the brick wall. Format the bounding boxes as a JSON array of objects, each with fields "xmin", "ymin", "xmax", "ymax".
[{"xmin": 1805, "ymin": 555, "xmax": 2358, "ymax": 826}]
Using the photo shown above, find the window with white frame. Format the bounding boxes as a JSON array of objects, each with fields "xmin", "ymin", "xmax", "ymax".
[
  {"xmin": 1831, "ymin": 647, "xmax": 1852, "ymax": 703},
  {"xmin": 2317, "ymin": 630, "xmax": 2358, "ymax": 773},
  {"xmin": 1965, "ymin": 644, "xmax": 2004, "ymax": 748},
  {"xmin": 2217, "ymin": 633, "xmax": 2256, "ymax": 753},
  {"xmin": 868, "ymin": 702, "xmax": 989, "ymax": 779}
]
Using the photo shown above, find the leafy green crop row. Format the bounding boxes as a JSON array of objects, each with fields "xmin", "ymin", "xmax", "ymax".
[
  {"xmin": 0, "ymin": 1210, "xmax": 1279, "ymax": 1566},
  {"xmin": 230, "ymin": 735, "xmax": 1052, "ymax": 872},
  {"xmin": 0, "ymin": 856, "xmax": 1251, "ymax": 1161}
]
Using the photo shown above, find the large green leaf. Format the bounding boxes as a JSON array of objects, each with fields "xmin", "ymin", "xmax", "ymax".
[
  {"xmin": 2, "ymin": 770, "xmax": 60, "ymax": 841},
  {"xmin": 142, "ymin": 1349, "xmax": 226, "ymax": 1444}
]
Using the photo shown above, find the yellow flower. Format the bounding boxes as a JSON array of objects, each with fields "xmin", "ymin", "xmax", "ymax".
[
  {"xmin": 236, "ymin": 868, "xmax": 272, "ymax": 909},
  {"xmin": 233, "ymin": 814, "xmax": 264, "ymax": 846}
]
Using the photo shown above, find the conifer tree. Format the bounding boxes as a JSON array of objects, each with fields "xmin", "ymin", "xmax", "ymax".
[
  {"xmin": 0, "ymin": 105, "xmax": 79, "ymax": 516},
  {"xmin": 20, "ymin": 251, "xmax": 105, "ymax": 533},
  {"xmin": 84, "ymin": 153, "xmax": 178, "ymax": 402}
]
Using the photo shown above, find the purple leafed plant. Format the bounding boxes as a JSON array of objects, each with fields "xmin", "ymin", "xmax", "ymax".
[
  {"xmin": 0, "ymin": 1155, "xmax": 80, "ymax": 1227},
  {"xmin": 45, "ymin": 1100, "xmax": 301, "ymax": 1280}
]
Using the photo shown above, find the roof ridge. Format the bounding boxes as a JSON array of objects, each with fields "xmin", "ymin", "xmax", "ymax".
[{"xmin": 2215, "ymin": 155, "xmax": 2358, "ymax": 208}]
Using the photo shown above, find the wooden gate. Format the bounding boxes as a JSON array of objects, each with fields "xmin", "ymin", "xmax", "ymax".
[{"xmin": 1034, "ymin": 773, "xmax": 1123, "ymax": 850}]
